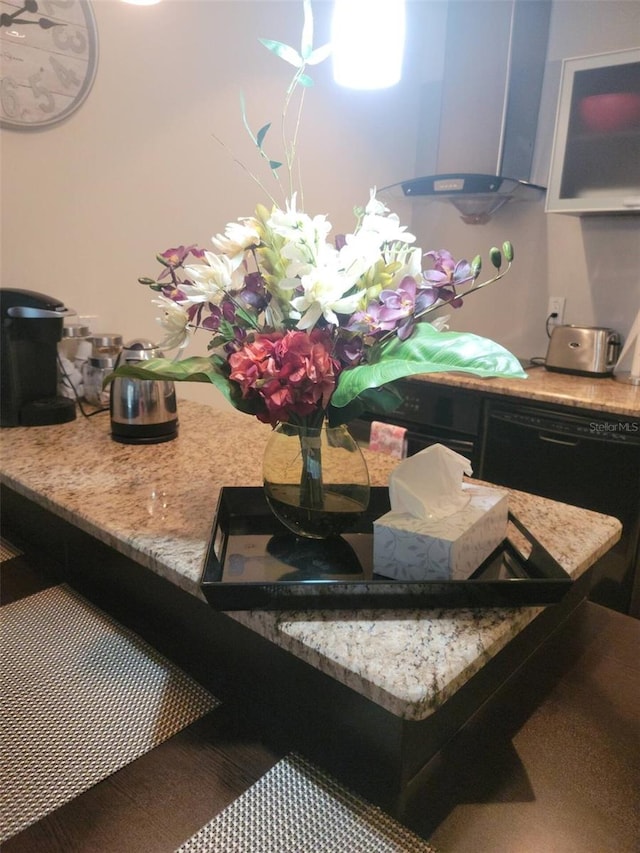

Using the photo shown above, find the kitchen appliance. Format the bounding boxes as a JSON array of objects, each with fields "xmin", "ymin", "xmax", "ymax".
[
  {"xmin": 478, "ymin": 402, "xmax": 640, "ymax": 615},
  {"xmin": 82, "ymin": 334, "xmax": 124, "ymax": 408},
  {"xmin": 350, "ymin": 378, "xmax": 483, "ymax": 467},
  {"xmin": 379, "ymin": 0, "xmax": 551, "ymax": 223},
  {"xmin": 1, "ymin": 288, "xmax": 77, "ymax": 427},
  {"xmin": 545, "ymin": 325, "xmax": 622, "ymax": 377},
  {"xmin": 109, "ymin": 340, "xmax": 178, "ymax": 444}
]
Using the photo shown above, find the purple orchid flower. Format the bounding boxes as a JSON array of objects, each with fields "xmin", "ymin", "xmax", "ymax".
[
  {"xmin": 422, "ymin": 249, "xmax": 474, "ymax": 309},
  {"xmin": 238, "ymin": 271, "xmax": 270, "ymax": 312},
  {"xmin": 333, "ymin": 332, "xmax": 364, "ymax": 367},
  {"xmin": 378, "ymin": 277, "xmax": 420, "ymax": 322},
  {"xmin": 223, "ymin": 326, "xmax": 247, "ymax": 356},
  {"xmin": 423, "ymin": 250, "xmax": 474, "ymax": 288},
  {"xmin": 201, "ymin": 300, "xmax": 238, "ymax": 333},
  {"xmin": 372, "ymin": 277, "xmax": 439, "ymax": 340},
  {"xmin": 347, "ymin": 302, "xmax": 393, "ymax": 336},
  {"xmin": 156, "ymin": 245, "xmax": 205, "ymax": 282}
]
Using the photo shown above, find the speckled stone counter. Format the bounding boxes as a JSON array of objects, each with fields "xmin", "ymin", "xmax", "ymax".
[
  {"xmin": 411, "ymin": 363, "xmax": 640, "ymax": 416},
  {"xmin": 0, "ymin": 400, "xmax": 622, "ymax": 722}
]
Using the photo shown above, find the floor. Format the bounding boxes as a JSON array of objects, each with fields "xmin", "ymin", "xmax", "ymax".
[{"xmin": 2, "ymin": 552, "xmax": 639, "ymax": 852}]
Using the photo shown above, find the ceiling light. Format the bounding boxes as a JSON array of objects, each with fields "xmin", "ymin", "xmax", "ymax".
[{"xmin": 332, "ymin": 0, "xmax": 405, "ymax": 90}]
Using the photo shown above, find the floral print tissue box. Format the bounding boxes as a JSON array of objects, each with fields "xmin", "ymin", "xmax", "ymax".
[{"xmin": 373, "ymin": 484, "xmax": 509, "ymax": 581}]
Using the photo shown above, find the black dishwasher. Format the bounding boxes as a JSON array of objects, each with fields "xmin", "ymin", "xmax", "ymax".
[{"xmin": 478, "ymin": 403, "xmax": 640, "ymax": 615}]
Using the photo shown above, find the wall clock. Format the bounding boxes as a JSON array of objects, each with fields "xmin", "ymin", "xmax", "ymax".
[{"xmin": 0, "ymin": 0, "xmax": 98, "ymax": 130}]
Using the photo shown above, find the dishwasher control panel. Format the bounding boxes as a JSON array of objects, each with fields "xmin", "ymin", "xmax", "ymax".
[{"xmin": 487, "ymin": 405, "xmax": 640, "ymax": 445}]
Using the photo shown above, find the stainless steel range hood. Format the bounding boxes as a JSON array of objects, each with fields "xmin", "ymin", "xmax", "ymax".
[{"xmin": 381, "ymin": 0, "xmax": 551, "ymax": 224}]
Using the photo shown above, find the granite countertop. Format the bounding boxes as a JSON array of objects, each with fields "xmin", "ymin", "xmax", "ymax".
[
  {"xmin": 411, "ymin": 363, "xmax": 640, "ymax": 417},
  {"xmin": 0, "ymin": 399, "xmax": 622, "ymax": 722}
]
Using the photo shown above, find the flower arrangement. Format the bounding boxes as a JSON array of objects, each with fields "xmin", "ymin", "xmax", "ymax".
[{"xmin": 115, "ymin": 0, "xmax": 525, "ymax": 433}]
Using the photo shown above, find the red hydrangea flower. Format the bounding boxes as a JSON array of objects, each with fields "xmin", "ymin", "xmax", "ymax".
[{"xmin": 228, "ymin": 329, "xmax": 339, "ymax": 425}]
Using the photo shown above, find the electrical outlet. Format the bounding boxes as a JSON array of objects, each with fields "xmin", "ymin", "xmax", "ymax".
[{"xmin": 547, "ymin": 296, "xmax": 566, "ymax": 326}]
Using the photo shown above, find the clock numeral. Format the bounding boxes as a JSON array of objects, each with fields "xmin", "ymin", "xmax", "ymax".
[
  {"xmin": 28, "ymin": 71, "xmax": 56, "ymax": 114},
  {"xmin": 52, "ymin": 25, "xmax": 87, "ymax": 55},
  {"xmin": 1, "ymin": 77, "xmax": 20, "ymax": 119},
  {"xmin": 49, "ymin": 56, "xmax": 81, "ymax": 89}
]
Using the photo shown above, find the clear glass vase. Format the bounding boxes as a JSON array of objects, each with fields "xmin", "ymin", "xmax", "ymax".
[{"xmin": 263, "ymin": 422, "xmax": 370, "ymax": 539}]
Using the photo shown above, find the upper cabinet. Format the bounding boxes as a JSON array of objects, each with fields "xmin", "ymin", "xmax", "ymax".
[{"xmin": 546, "ymin": 47, "xmax": 640, "ymax": 215}]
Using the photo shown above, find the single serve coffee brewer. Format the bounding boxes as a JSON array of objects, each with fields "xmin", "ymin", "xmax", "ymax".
[{"xmin": 1, "ymin": 288, "xmax": 77, "ymax": 426}]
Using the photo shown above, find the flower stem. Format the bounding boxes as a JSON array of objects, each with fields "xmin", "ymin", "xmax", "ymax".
[{"xmin": 299, "ymin": 428, "xmax": 324, "ymax": 511}]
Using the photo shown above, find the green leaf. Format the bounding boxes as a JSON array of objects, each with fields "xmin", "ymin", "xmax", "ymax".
[
  {"xmin": 327, "ymin": 384, "xmax": 404, "ymax": 427},
  {"xmin": 269, "ymin": 160, "xmax": 283, "ymax": 170},
  {"xmin": 330, "ymin": 324, "xmax": 527, "ymax": 409},
  {"xmin": 307, "ymin": 43, "xmax": 332, "ymax": 66},
  {"xmin": 298, "ymin": 73, "xmax": 314, "ymax": 87},
  {"xmin": 259, "ymin": 38, "xmax": 303, "ymax": 68},
  {"xmin": 105, "ymin": 357, "xmax": 258, "ymax": 415},
  {"xmin": 503, "ymin": 241, "xmax": 514, "ymax": 262},
  {"xmin": 256, "ymin": 122, "xmax": 271, "ymax": 149},
  {"xmin": 138, "ymin": 277, "xmax": 156, "ymax": 285},
  {"xmin": 300, "ymin": 0, "xmax": 313, "ymax": 60}
]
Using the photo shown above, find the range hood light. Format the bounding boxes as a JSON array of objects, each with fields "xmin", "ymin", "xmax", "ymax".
[{"xmin": 449, "ymin": 196, "xmax": 510, "ymax": 226}]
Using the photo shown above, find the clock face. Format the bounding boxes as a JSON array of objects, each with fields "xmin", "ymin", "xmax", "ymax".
[{"xmin": 0, "ymin": 0, "xmax": 98, "ymax": 130}]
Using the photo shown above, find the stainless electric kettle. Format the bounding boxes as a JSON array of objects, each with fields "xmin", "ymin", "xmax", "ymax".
[{"xmin": 109, "ymin": 339, "xmax": 178, "ymax": 444}]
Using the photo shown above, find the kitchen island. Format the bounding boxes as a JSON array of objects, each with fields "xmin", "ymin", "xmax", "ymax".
[{"xmin": 0, "ymin": 399, "xmax": 623, "ymax": 816}]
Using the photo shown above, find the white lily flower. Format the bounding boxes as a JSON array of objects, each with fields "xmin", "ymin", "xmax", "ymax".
[
  {"xmin": 358, "ymin": 187, "xmax": 415, "ymax": 245},
  {"xmin": 210, "ymin": 219, "xmax": 260, "ymax": 262},
  {"xmin": 364, "ymin": 187, "xmax": 388, "ymax": 217},
  {"xmin": 268, "ymin": 195, "xmax": 332, "ymax": 261},
  {"xmin": 183, "ymin": 251, "xmax": 244, "ymax": 304},
  {"xmin": 359, "ymin": 209, "xmax": 415, "ymax": 246},
  {"xmin": 339, "ymin": 230, "xmax": 387, "ymax": 278},
  {"xmin": 152, "ymin": 295, "xmax": 191, "ymax": 351},
  {"xmin": 389, "ymin": 246, "xmax": 423, "ymax": 287},
  {"xmin": 291, "ymin": 264, "xmax": 361, "ymax": 329}
]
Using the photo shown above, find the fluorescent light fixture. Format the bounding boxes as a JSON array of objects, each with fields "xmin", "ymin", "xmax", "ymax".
[{"xmin": 332, "ymin": 0, "xmax": 405, "ymax": 89}]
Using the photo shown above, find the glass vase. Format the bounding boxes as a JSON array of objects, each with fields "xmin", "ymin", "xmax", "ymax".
[{"xmin": 263, "ymin": 422, "xmax": 370, "ymax": 539}]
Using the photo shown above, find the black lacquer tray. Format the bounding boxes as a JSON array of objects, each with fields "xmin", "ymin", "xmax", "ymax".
[{"xmin": 200, "ymin": 487, "xmax": 573, "ymax": 611}]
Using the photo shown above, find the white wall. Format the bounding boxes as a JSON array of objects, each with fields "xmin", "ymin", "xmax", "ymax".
[
  {"xmin": 0, "ymin": 0, "xmax": 436, "ymax": 405},
  {"xmin": 2, "ymin": 0, "xmax": 639, "ymax": 407}
]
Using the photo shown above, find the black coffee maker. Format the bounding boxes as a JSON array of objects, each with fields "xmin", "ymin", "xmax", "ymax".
[{"xmin": 1, "ymin": 289, "xmax": 77, "ymax": 426}]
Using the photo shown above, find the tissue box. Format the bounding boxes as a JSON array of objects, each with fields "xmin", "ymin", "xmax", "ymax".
[{"xmin": 373, "ymin": 484, "xmax": 509, "ymax": 581}]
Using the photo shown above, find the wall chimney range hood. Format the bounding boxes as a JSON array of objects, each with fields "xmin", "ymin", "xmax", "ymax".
[
  {"xmin": 381, "ymin": 0, "xmax": 551, "ymax": 224},
  {"xmin": 391, "ymin": 174, "xmax": 545, "ymax": 225}
]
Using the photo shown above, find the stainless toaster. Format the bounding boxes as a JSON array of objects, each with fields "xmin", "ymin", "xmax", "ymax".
[{"xmin": 545, "ymin": 325, "xmax": 621, "ymax": 377}]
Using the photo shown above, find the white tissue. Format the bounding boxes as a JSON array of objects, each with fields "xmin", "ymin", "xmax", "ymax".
[{"xmin": 388, "ymin": 443, "xmax": 472, "ymax": 521}]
